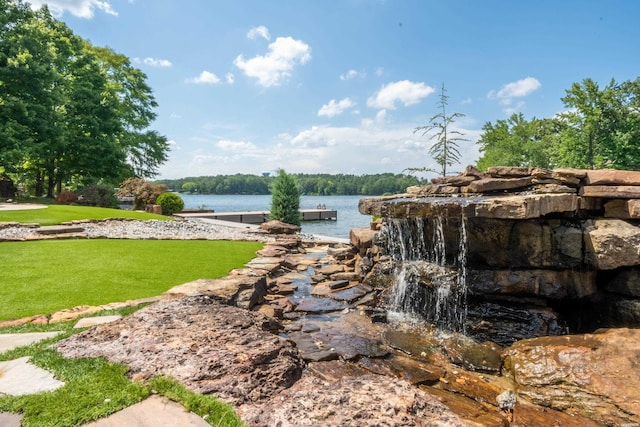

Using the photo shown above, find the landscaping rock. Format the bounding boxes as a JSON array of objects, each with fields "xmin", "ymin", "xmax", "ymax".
[
  {"xmin": 502, "ymin": 328, "xmax": 640, "ymax": 426},
  {"xmin": 239, "ymin": 374, "xmax": 469, "ymax": 427},
  {"xmin": 258, "ymin": 220, "xmax": 300, "ymax": 235},
  {"xmin": 55, "ymin": 296, "xmax": 304, "ymax": 406},
  {"xmin": 584, "ymin": 219, "xmax": 640, "ymax": 269},
  {"xmin": 165, "ymin": 275, "xmax": 266, "ymax": 309},
  {"xmin": 580, "ymin": 185, "xmax": 640, "ymax": 198}
]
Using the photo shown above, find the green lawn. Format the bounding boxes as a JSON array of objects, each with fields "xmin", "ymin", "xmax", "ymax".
[
  {"xmin": 0, "ymin": 204, "xmax": 168, "ymax": 225},
  {"xmin": 0, "ymin": 239, "xmax": 263, "ymax": 320}
]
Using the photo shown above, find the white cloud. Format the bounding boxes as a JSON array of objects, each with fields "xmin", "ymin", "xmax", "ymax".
[
  {"xmin": 225, "ymin": 72, "xmax": 235, "ymax": 84},
  {"xmin": 461, "ymin": 97, "xmax": 472, "ymax": 105},
  {"xmin": 186, "ymin": 71, "xmax": 221, "ymax": 85},
  {"xmin": 247, "ymin": 25, "xmax": 270, "ymax": 41},
  {"xmin": 234, "ymin": 36, "xmax": 311, "ymax": 87},
  {"xmin": 134, "ymin": 57, "xmax": 172, "ymax": 68},
  {"xmin": 216, "ymin": 140, "xmax": 257, "ymax": 151},
  {"xmin": 488, "ymin": 77, "xmax": 541, "ymax": 105},
  {"xmin": 317, "ymin": 98, "xmax": 355, "ymax": 118},
  {"xmin": 169, "ymin": 113, "xmax": 182, "ymax": 119},
  {"xmin": 375, "ymin": 67, "xmax": 385, "ymax": 77},
  {"xmin": 27, "ymin": 0, "xmax": 117, "ymax": 18},
  {"xmin": 367, "ymin": 80, "xmax": 434, "ymax": 110},
  {"xmin": 504, "ymin": 101, "xmax": 526, "ymax": 116},
  {"xmin": 159, "ymin": 117, "xmax": 484, "ymax": 178},
  {"xmin": 167, "ymin": 140, "xmax": 179, "ymax": 151},
  {"xmin": 340, "ymin": 69, "xmax": 365, "ymax": 80}
]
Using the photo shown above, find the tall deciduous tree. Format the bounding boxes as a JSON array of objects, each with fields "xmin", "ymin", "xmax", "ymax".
[
  {"xmin": 559, "ymin": 78, "xmax": 622, "ymax": 169},
  {"xmin": 476, "ymin": 114, "xmax": 562, "ymax": 170},
  {"xmin": 412, "ymin": 83, "xmax": 467, "ymax": 177},
  {"xmin": 0, "ymin": 0, "xmax": 169, "ymax": 197}
]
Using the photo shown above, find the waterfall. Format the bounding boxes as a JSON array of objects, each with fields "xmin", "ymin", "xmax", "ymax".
[{"xmin": 383, "ymin": 215, "xmax": 469, "ymax": 332}]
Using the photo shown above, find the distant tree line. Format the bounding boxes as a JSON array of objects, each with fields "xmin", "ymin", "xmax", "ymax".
[
  {"xmin": 477, "ymin": 77, "xmax": 640, "ymax": 171},
  {"xmin": 156, "ymin": 173, "xmax": 426, "ymax": 196}
]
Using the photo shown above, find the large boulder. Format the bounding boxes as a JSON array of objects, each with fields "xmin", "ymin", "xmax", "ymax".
[
  {"xmin": 55, "ymin": 296, "xmax": 304, "ymax": 406},
  {"xmin": 584, "ymin": 219, "xmax": 640, "ymax": 269},
  {"xmin": 258, "ymin": 220, "xmax": 300, "ymax": 234},
  {"xmin": 165, "ymin": 275, "xmax": 267, "ymax": 309},
  {"xmin": 502, "ymin": 328, "xmax": 640, "ymax": 426}
]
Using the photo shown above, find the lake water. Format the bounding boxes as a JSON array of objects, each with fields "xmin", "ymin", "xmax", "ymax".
[{"xmin": 180, "ymin": 194, "xmax": 371, "ymax": 239}]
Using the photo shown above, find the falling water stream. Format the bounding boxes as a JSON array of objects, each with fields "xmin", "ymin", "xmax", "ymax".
[{"xmin": 383, "ymin": 215, "xmax": 469, "ymax": 333}]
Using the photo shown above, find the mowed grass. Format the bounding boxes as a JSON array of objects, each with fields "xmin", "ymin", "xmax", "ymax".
[
  {"xmin": 0, "ymin": 239, "xmax": 263, "ymax": 320},
  {"xmin": 0, "ymin": 204, "xmax": 169, "ymax": 225}
]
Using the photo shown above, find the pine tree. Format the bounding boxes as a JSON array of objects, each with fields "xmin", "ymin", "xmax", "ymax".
[
  {"xmin": 413, "ymin": 83, "xmax": 467, "ymax": 177},
  {"xmin": 270, "ymin": 169, "xmax": 301, "ymax": 226}
]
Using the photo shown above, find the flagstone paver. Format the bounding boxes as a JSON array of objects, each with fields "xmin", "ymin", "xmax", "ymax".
[
  {"xmin": 0, "ymin": 331, "xmax": 61, "ymax": 353},
  {"xmin": 0, "ymin": 412, "xmax": 22, "ymax": 427},
  {"xmin": 74, "ymin": 315, "xmax": 122, "ymax": 328},
  {"xmin": 82, "ymin": 395, "xmax": 210, "ymax": 427},
  {"xmin": 0, "ymin": 356, "xmax": 64, "ymax": 396}
]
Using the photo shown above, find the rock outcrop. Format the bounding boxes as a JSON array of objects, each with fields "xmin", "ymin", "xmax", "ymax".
[
  {"xmin": 502, "ymin": 328, "xmax": 640, "ymax": 426},
  {"xmin": 55, "ymin": 296, "xmax": 304, "ymax": 406},
  {"xmin": 356, "ymin": 166, "xmax": 640, "ymax": 344}
]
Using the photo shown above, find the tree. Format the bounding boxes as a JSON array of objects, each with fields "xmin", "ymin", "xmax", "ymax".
[
  {"xmin": 270, "ymin": 169, "xmax": 300, "ymax": 226},
  {"xmin": 559, "ymin": 78, "xmax": 622, "ymax": 169},
  {"xmin": 0, "ymin": 0, "xmax": 169, "ymax": 197},
  {"xmin": 412, "ymin": 83, "xmax": 467, "ymax": 177},
  {"xmin": 476, "ymin": 114, "xmax": 561, "ymax": 170}
]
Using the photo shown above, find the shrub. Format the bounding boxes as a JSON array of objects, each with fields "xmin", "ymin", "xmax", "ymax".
[
  {"xmin": 116, "ymin": 178, "xmax": 167, "ymax": 210},
  {"xmin": 77, "ymin": 185, "xmax": 119, "ymax": 208},
  {"xmin": 156, "ymin": 192, "xmax": 184, "ymax": 215},
  {"xmin": 270, "ymin": 169, "xmax": 300, "ymax": 226},
  {"xmin": 55, "ymin": 190, "xmax": 78, "ymax": 205}
]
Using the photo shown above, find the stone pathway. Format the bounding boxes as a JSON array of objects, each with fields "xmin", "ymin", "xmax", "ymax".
[
  {"xmin": 0, "ymin": 316, "xmax": 208, "ymax": 427},
  {"xmin": 0, "ymin": 412, "xmax": 22, "ymax": 427},
  {"xmin": 81, "ymin": 395, "xmax": 210, "ymax": 427},
  {"xmin": 0, "ymin": 356, "xmax": 65, "ymax": 396},
  {"xmin": 0, "ymin": 331, "xmax": 61, "ymax": 352}
]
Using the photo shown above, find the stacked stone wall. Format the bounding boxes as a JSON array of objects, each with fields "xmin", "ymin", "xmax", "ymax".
[{"xmin": 355, "ymin": 166, "xmax": 640, "ymax": 343}]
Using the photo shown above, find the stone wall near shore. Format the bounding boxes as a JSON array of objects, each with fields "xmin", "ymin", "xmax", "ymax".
[{"xmin": 354, "ymin": 166, "xmax": 640, "ymax": 344}]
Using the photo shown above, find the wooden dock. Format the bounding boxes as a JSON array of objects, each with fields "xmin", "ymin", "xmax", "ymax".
[{"xmin": 175, "ymin": 208, "xmax": 337, "ymax": 224}]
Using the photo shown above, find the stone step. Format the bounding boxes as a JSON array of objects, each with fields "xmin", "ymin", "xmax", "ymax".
[{"xmin": 36, "ymin": 225, "xmax": 85, "ymax": 235}]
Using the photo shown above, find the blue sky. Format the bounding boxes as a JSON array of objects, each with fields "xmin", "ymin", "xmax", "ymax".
[{"xmin": 26, "ymin": 0, "xmax": 640, "ymax": 179}]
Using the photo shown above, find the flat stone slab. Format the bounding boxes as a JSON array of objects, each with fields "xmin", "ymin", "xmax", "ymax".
[
  {"xmin": 36, "ymin": 225, "xmax": 85, "ymax": 235},
  {"xmin": 0, "ymin": 356, "xmax": 64, "ymax": 396},
  {"xmin": 580, "ymin": 185, "xmax": 640, "ymax": 198},
  {"xmin": 0, "ymin": 412, "xmax": 22, "ymax": 427},
  {"xmin": 0, "ymin": 331, "xmax": 61, "ymax": 353},
  {"xmin": 74, "ymin": 315, "xmax": 122, "ymax": 329},
  {"xmin": 82, "ymin": 395, "xmax": 210, "ymax": 427}
]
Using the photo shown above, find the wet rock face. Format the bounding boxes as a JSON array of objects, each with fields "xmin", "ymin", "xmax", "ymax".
[
  {"xmin": 357, "ymin": 167, "xmax": 640, "ymax": 340},
  {"xmin": 239, "ymin": 374, "xmax": 470, "ymax": 427},
  {"xmin": 55, "ymin": 296, "xmax": 304, "ymax": 405},
  {"xmin": 502, "ymin": 328, "xmax": 640, "ymax": 426}
]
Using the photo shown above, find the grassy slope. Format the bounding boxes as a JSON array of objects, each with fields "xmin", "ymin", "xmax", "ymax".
[
  {"xmin": 0, "ymin": 205, "xmax": 169, "ymax": 225},
  {"xmin": 0, "ymin": 239, "xmax": 263, "ymax": 320}
]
